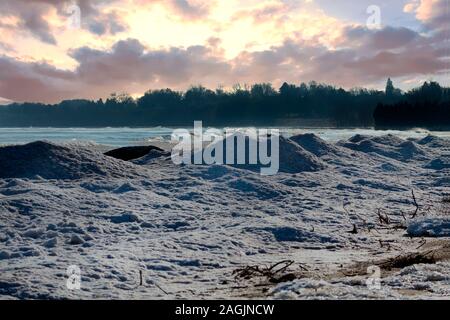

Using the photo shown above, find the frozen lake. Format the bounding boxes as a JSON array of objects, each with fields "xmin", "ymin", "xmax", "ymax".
[{"xmin": 0, "ymin": 127, "xmax": 449, "ymax": 147}]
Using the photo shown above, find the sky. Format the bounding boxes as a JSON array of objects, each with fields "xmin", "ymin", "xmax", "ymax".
[{"xmin": 0, "ymin": 0, "xmax": 449, "ymax": 103}]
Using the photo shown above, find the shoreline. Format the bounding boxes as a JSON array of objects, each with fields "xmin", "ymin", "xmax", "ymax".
[{"xmin": 0, "ymin": 132, "xmax": 449, "ymax": 299}]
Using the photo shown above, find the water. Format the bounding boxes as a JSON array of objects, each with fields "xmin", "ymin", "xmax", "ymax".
[{"xmin": 0, "ymin": 127, "xmax": 449, "ymax": 147}]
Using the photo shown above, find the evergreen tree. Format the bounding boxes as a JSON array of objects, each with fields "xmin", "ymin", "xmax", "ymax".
[{"xmin": 385, "ymin": 78, "xmax": 394, "ymax": 97}]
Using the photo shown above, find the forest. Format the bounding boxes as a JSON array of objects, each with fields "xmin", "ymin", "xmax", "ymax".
[
  {"xmin": 0, "ymin": 79, "xmax": 448, "ymax": 128},
  {"xmin": 374, "ymin": 81, "xmax": 450, "ymax": 129}
]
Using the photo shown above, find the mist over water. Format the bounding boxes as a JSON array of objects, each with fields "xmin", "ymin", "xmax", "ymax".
[
  {"xmin": 0, "ymin": 127, "xmax": 174, "ymax": 147},
  {"xmin": 0, "ymin": 127, "xmax": 449, "ymax": 147}
]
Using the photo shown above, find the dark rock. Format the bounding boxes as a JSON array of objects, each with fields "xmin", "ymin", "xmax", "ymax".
[{"xmin": 105, "ymin": 146, "xmax": 164, "ymax": 161}]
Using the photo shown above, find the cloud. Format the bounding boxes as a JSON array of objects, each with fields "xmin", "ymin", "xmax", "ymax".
[
  {"xmin": 0, "ymin": 1, "xmax": 447, "ymax": 102},
  {"xmin": 0, "ymin": 23, "xmax": 447, "ymax": 103},
  {"xmin": 0, "ymin": 0, "xmax": 218, "ymax": 46},
  {"xmin": 70, "ymin": 38, "xmax": 230, "ymax": 87},
  {"xmin": 0, "ymin": 55, "xmax": 75, "ymax": 102},
  {"xmin": 87, "ymin": 11, "xmax": 128, "ymax": 36},
  {"xmin": 0, "ymin": 0, "xmax": 57, "ymax": 44},
  {"xmin": 0, "ymin": 42, "xmax": 16, "ymax": 54},
  {"xmin": 0, "ymin": 38, "xmax": 230, "ymax": 102},
  {"xmin": 229, "ymin": 25, "xmax": 446, "ymax": 88},
  {"xmin": 232, "ymin": 2, "xmax": 290, "ymax": 25},
  {"xmin": 168, "ymin": 0, "xmax": 211, "ymax": 19},
  {"xmin": 137, "ymin": 0, "xmax": 213, "ymax": 20},
  {"xmin": 0, "ymin": 0, "xmax": 127, "ymax": 44},
  {"xmin": 404, "ymin": 0, "xmax": 449, "ymax": 30},
  {"xmin": 343, "ymin": 26, "xmax": 423, "ymax": 51}
]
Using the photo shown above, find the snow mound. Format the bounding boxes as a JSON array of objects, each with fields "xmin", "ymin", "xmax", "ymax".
[
  {"xmin": 347, "ymin": 134, "xmax": 406, "ymax": 147},
  {"xmin": 0, "ymin": 251, "xmax": 11, "ymax": 260},
  {"xmin": 417, "ymin": 135, "xmax": 450, "ymax": 148},
  {"xmin": 0, "ymin": 141, "xmax": 142, "ymax": 180},
  {"xmin": 278, "ymin": 136, "xmax": 327, "ymax": 173},
  {"xmin": 340, "ymin": 136, "xmax": 427, "ymax": 161},
  {"xmin": 398, "ymin": 140, "xmax": 427, "ymax": 158},
  {"xmin": 191, "ymin": 134, "xmax": 326, "ymax": 173},
  {"xmin": 434, "ymin": 177, "xmax": 450, "ymax": 187},
  {"xmin": 109, "ymin": 212, "xmax": 142, "ymax": 224},
  {"xmin": 424, "ymin": 157, "xmax": 450, "ymax": 170},
  {"xmin": 407, "ymin": 218, "xmax": 450, "ymax": 237},
  {"xmin": 289, "ymin": 133, "xmax": 341, "ymax": 157},
  {"xmin": 347, "ymin": 134, "xmax": 371, "ymax": 143},
  {"xmin": 369, "ymin": 134, "xmax": 405, "ymax": 147}
]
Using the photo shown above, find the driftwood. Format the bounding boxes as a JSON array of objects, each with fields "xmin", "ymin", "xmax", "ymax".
[
  {"xmin": 379, "ymin": 250, "xmax": 437, "ymax": 270},
  {"xmin": 233, "ymin": 260, "xmax": 297, "ymax": 283},
  {"xmin": 372, "ymin": 190, "xmax": 427, "ymax": 231},
  {"xmin": 341, "ymin": 250, "xmax": 438, "ymax": 277}
]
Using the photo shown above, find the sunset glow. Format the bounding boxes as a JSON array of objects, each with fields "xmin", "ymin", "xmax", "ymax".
[{"xmin": 0, "ymin": 0, "xmax": 448, "ymax": 103}]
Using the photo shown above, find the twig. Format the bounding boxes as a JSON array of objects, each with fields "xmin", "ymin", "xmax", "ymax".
[
  {"xmin": 379, "ymin": 239, "xmax": 392, "ymax": 251},
  {"xmin": 416, "ymin": 239, "xmax": 426, "ymax": 250},
  {"xmin": 377, "ymin": 209, "xmax": 390, "ymax": 225},
  {"xmin": 400, "ymin": 211, "xmax": 407, "ymax": 221},
  {"xmin": 268, "ymin": 260, "xmax": 294, "ymax": 275},
  {"xmin": 343, "ymin": 203, "xmax": 368, "ymax": 232},
  {"xmin": 233, "ymin": 260, "xmax": 295, "ymax": 280},
  {"xmin": 348, "ymin": 223, "xmax": 358, "ymax": 234},
  {"xmin": 152, "ymin": 280, "xmax": 169, "ymax": 295},
  {"xmin": 298, "ymin": 263, "xmax": 309, "ymax": 271},
  {"xmin": 411, "ymin": 190, "xmax": 420, "ymax": 218}
]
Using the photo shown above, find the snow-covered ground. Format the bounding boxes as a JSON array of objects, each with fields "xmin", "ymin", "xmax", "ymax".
[{"xmin": 0, "ymin": 133, "xmax": 449, "ymax": 299}]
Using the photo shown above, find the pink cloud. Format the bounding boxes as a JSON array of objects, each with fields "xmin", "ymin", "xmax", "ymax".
[
  {"xmin": 0, "ymin": 22, "xmax": 447, "ymax": 103},
  {"xmin": 0, "ymin": 0, "xmax": 127, "ymax": 44},
  {"xmin": 404, "ymin": 0, "xmax": 449, "ymax": 30},
  {"xmin": 137, "ymin": 0, "xmax": 213, "ymax": 20}
]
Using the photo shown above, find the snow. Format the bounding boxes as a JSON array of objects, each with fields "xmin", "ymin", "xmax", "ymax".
[
  {"xmin": 188, "ymin": 134, "xmax": 327, "ymax": 174},
  {"xmin": 338, "ymin": 135, "xmax": 428, "ymax": 162},
  {"xmin": 290, "ymin": 133, "xmax": 342, "ymax": 157},
  {"xmin": 266, "ymin": 226, "xmax": 338, "ymax": 243},
  {"xmin": 277, "ymin": 136, "xmax": 327, "ymax": 173},
  {"xmin": 407, "ymin": 218, "xmax": 450, "ymax": 237},
  {"xmin": 0, "ymin": 133, "xmax": 449, "ymax": 299},
  {"xmin": 0, "ymin": 141, "xmax": 144, "ymax": 180},
  {"xmin": 425, "ymin": 157, "xmax": 450, "ymax": 170},
  {"xmin": 271, "ymin": 262, "xmax": 450, "ymax": 299}
]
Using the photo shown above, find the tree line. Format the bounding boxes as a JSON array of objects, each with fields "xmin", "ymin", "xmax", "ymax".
[
  {"xmin": 0, "ymin": 80, "xmax": 448, "ymax": 128},
  {"xmin": 374, "ymin": 81, "xmax": 450, "ymax": 129}
]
